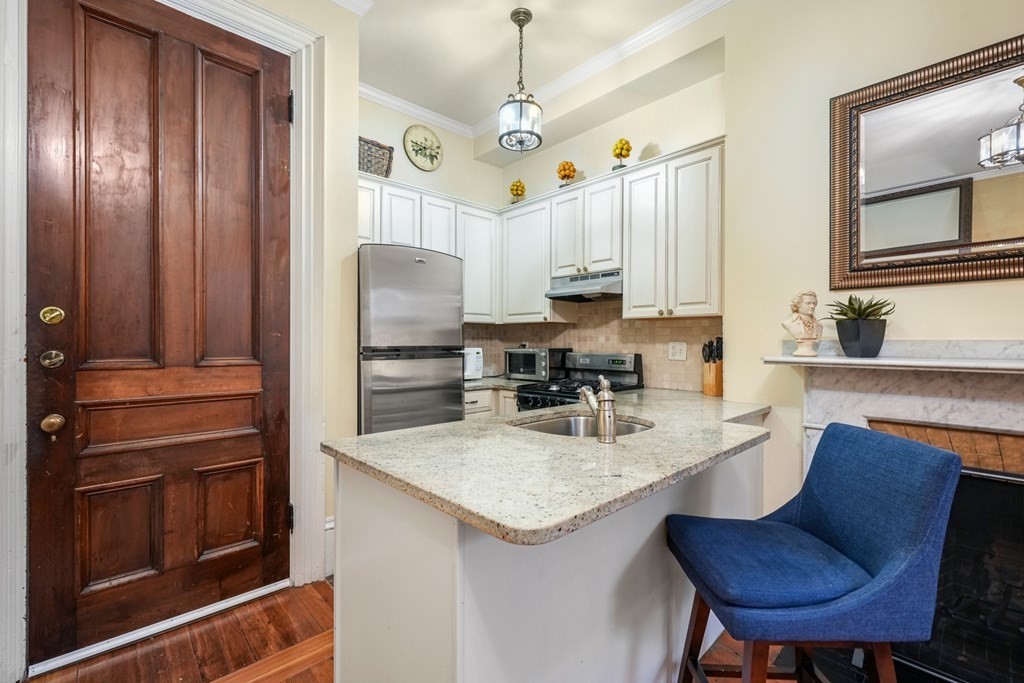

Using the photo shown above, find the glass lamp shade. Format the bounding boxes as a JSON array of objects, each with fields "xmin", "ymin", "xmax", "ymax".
[
  {"xmin": 498, "ymin": 93, "xmax": 543, "ymax": 152},
  {"xmin": 979, "ymin": 117, "xmax": 1023, "ymax": 168}
]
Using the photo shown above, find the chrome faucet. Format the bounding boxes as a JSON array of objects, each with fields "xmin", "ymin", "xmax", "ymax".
[{"xmin": 580, "ymin": 375, "xmax": 617, "ymax": 444}]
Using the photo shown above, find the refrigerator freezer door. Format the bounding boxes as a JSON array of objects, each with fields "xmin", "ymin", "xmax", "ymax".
[
  {"xmin": 359, "ymin": 356, "xmax": 465, "ymax": 434},
  {"xmin": 359, "ymin": 244, "xmax": 464, "ymax": 349}
]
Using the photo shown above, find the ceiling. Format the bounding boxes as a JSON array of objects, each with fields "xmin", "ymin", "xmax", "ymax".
[
  {"xmin": 358, "ymin": 0, "xmax": 701, "ymax": 133},
  {"xmin": 862, "ymin": 64, "xmax": 1024, "ymax": 195}
]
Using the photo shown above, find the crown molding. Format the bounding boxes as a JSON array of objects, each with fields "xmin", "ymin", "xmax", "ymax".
[
  {"xmin": 330, "ymin": 0, "xmax": 373, "ymax": 17},
  {"xmin": 470, "ymin": 0, "xmax": 733, "ymax": 137},
  {"xmin": 359, "ymin": 83, "xmax": 475, "ymax": 137},
  {"xmin": 157, "ymin": 0, "xmax": 320, "ymax": 51}
]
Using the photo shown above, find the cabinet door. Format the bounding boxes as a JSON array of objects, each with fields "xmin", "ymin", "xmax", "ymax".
[
  {"xmin": 357, "ymin": 179, "xmax": 381, "ymax": 245},
  {"xmin": 381, "ymin": 185, "xmax": 420, "ymax": 247},
  {"xmin": 583, "ymin": 177, "xmax": 622, "ymax": 273},
  {"xmin": 621, "ymin": 165, "xmax": 668, "ymax": 318},
  {"xmin": 502, "ymin": 202, "xmax": 552, "ymax": 323},
  {"xmin": 496, "ymin": 390, "xmax": 518, "ymax": 416},
  {"xmin": 667, "ymin": 146, "xmax": 721, "ymax": 316},
  {"xmin": 421, "ymin": 195, "xmax": 457, "ymax": 255},
  {"xmin": 550, "ymin": 190, "xmax": 583, "ymax": 277},
  {"xmin": 457, "ymin": 205, "xmax": 499, "ymax": 323}
]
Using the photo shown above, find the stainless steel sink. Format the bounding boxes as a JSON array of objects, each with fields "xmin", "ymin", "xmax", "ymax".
[{"xmin": 516, "ymin": 415, "xmax": 652, "ymax": 437}]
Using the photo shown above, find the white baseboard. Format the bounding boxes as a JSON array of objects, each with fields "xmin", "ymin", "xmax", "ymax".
[{"xmin": 324, "ymin": 516, "xmax": 336, "ymax": 577}]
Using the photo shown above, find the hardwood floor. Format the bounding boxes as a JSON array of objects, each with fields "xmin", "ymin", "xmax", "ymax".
[
  {"xmin": 30, "ymin": 582, "xmax": 334, "ymax": 682},
  {"xmin": 700, "ymin": 631, "xmax": 787, "ymax": 683}
]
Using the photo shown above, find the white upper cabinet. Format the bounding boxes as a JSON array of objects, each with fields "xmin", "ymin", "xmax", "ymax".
[
  {"xmin": 667, "ymin": 146, "xmax": 721, "ymax": 316},
  {"xmin": 583, "ymin": 177, "xmax": 622, "ymax": 273},
  {"xmin": 549, "ymin": 178, "xmax": 622, "ymax": 277},
  {"xmin": 357, "ymin": 179, "xmax": 381, "ymax": 245},
  {"xmin": 550, "ymin": 190, "xmax": 584, "ymax": 277},
  {"xmin": 621, "ymin": 144, "xmax": 722, "ymax": 318},
  {"xmin": 457, "ymin": 205, "xmax": 499, "ymax": 323},
  {"xmin": 622, "ymin": 165, "xmax": 668, "ymax": 318},
  {"xmin": 502, "ymin": 202, "xmax": 575, "ymax": 324},
  {"xmin": 421, "ymin": 195, "xmax": 457, "ymax": 255},
  {"xmin": 381, "ymin": 185, "xmax": 420, "ymax": 247}
]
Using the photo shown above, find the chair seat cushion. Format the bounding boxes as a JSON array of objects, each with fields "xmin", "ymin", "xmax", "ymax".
[{"xmin": 666, "ymin": 515, "xmax": 872, "ymax": 609}]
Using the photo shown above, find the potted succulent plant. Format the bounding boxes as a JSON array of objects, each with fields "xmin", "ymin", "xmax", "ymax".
[{"xmin": 827, "ymin": 294, "xmax": 895, "ymax": 358}]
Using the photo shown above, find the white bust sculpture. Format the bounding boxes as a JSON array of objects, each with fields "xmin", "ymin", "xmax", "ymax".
[{"xmin": 782, "ymin": 290, "xmax": 823, "ymax": 356}]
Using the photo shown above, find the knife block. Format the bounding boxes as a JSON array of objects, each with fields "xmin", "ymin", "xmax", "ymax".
[{"xmin": 702, "ymin": 362, "xmax": 723, "ymax": 397}]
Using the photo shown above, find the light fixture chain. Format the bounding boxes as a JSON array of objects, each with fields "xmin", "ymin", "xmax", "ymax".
[{"xmin": 517, "ymin": 24, "xmax": 525, "ymax": 94}]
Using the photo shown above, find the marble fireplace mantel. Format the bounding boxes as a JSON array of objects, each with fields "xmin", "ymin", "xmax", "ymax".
[{"xmin": 762, "ymin": 340, "xmax": 1024, "ymax": 474}]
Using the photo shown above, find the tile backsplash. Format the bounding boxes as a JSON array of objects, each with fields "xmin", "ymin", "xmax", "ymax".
[{"xmin": 464, "ymin": 300, "xmax": 723, "ymax": 392}]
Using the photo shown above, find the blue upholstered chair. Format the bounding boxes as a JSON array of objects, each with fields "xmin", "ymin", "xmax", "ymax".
[{"xmin": 666, "ymin": 423, "xmax": 961, "ymax": 683}]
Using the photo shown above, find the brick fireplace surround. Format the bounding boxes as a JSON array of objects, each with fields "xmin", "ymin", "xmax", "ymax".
[{"xmin": 765, "ymin": 340, "xmax": 1024, "ymax": 683}]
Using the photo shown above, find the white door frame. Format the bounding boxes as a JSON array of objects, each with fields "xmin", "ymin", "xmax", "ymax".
[{"xmin": 0, "ymin": 0, "xmax": 328, "ymax": 678}]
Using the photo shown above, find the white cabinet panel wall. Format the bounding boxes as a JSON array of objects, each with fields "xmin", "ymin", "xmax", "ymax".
[
  {"xmin": 667, "ymin": 147, "xmax": 721, "ymax": 316},
  {"xmin": 357, "ymin": 179, "xmax": 381, "ymax": 245},
  {"xmin": 502, "ymin": 203, "xmax": 552, "ymax": 323},
  {"xmin": 421, "ymin": 195, "xmax": 457, "ymax": 255},
  {"xmin": 457, "ymin": 205, "xmax": 500, "ymax": 323},
  {"xmin": 550, "ymin": 190, "xmax": 584, "ymax": 277},
  {"xmin": 381, "ymin": 185, "xmax": 420, "ymax": 247},
  {"xmin": 583, "ymin": 177, "xmax": 622, "ymax": 273},
  {"xmin": 622, "ymin": 166, "xmax": 668, "ymax": 318}
]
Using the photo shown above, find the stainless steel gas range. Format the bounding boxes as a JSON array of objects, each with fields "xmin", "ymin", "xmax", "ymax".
[{"xmin": 515, "ymin": 352, "xmax": 643, "ymax": 411}]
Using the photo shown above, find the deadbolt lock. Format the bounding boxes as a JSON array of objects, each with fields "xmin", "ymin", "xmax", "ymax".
[
  {"xmin": 40, "ymin": 414, "xmax": 66, "ymax": 441},
  {"xmin": 40, "ymin": 350, "xmax": 65, "ymax": 368},
  {"xmin": 40, "ymin": 306, "xmax": 66, "ymax": 325}
]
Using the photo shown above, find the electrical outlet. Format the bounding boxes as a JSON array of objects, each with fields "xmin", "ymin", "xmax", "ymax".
[{"xmin": 668, "ymin": 341, "xmax": 687, "ymax": 361}]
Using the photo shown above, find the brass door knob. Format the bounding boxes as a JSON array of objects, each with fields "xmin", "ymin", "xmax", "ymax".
[
  {"xmin": 40, "ymin": 350, "xmax": 65, "ymax": 368},
  {"xmin": 40, "ymin": 414, "xmax": 66, "ymax": 435}
]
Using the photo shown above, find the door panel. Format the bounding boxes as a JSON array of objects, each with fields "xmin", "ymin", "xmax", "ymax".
[
  {"xmin": 28, "ymin": 0, "xmax": 290, "ymax": 662},
  {"xmin": 622, "ymin": 166, "xmax": 667, "ymax": 318}
]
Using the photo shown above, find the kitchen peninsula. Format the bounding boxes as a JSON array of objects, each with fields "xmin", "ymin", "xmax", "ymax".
[{"xmin": 322, "ymin": 389, "xmax": 769, "ymax": 682}]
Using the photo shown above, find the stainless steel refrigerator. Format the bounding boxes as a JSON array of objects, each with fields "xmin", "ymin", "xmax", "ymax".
[{"xmin": 358, "ymin": 244, "xmax": 465, "ymax": 434}]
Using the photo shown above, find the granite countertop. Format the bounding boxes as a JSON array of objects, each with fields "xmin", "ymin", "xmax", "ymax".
[
  {"xmin": 464, "ymin": 377, "xmax": 529, "ymax": 390},
  {"xmin": 321, "ymin": 389, "xmax": 770, "ymax": 546}
]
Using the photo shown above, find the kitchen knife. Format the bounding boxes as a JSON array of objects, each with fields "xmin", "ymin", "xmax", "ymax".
[
  {"xmin": 715, "ymin": 337, "xmax": 723, "ymax": 362},
  {"xmin": 702, "ymin": 341, "xmax": 711, "ymax": 363}
]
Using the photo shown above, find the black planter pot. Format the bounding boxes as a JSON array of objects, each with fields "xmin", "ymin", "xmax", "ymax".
[{"xmin": 835, "ymin": 319, "xmax": 887, "ymax": 358}]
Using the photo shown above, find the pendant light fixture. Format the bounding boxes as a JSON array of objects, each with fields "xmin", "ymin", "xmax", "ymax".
[
  {"xmin": 978, "ymin": 75, "xmax": 1024, "ymax": 168},
  {"xmin": 498, "ymin": 8, "xmax": 543, "ymax": 152}
]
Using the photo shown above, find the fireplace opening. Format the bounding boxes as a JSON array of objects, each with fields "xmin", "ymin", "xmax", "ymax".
[{"xmin": 892, "ymin": 470, "xmax": 1024, "ymax": 683}]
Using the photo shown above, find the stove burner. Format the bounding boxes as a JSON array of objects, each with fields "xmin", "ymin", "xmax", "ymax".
[{"xmin": 541, "ymin": 379, "xmax": 601, "ymax": 393}]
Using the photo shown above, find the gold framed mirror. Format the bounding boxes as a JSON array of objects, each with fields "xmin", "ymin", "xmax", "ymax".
[{"xmin": 830, "ymin": 33, "xmax": 1024, "ymax": 289}]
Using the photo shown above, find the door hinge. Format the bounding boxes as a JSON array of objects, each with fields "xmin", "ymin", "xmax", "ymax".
[
  {"xmin": 288, "ymin": 90, "xmax": 294, "ymax": 125},
  {"xmin": 287, "ymin": 503, "xmax": 295, "ymax": 532}
]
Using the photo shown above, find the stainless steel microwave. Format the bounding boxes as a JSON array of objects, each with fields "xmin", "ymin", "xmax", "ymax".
[{"xmin": 504, "ymin": 348, "xmax": 572, "ymax": 382}]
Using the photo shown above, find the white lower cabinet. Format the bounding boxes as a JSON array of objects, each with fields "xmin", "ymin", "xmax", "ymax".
[
  {"xmin": 622, "ymin": 144, "xmax": 721, "ymax": 318},
  {"xmin": 464, "ymin": 389, "xmax": 493, "ymax": 418},
  {"xmin": 502, "ymin": 202, "xmax": 576, "ymax": 324},
  {"xmin": 496, "ymin": 389, "xmax": 518, "ymax": 416},
  {"xmin": 457, "ymin": 205, "xmax": 499, "ymax": 323}
]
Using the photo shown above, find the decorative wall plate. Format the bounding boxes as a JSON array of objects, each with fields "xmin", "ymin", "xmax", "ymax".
[{"xmin": 403, "ymin": 125, "xmax": 443, "ymax": 172}]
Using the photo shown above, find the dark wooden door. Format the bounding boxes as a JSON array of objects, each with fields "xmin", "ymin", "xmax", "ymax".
[{"xmin": 27, "ymin": 0, "xmax": 291, "ymax": 663}]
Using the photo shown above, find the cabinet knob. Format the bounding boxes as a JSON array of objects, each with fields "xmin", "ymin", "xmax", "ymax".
[
  {"xmin": 576, "ymin": 267, "xmax": 581, "ymax": 273},
  {"xmin": 543, "ymin": 316, "xmax": 548, "ymax": 321},
  {"xmin": 658, "ymin": 309, "xmax": 665, "ymax": 316},
  {"xmin": 582, "ymin": 267, "xmax": 588, "ymax": 273},
  {"xmin": 667, "ymin": 309, "xmax": 674, "ymax": 316}
]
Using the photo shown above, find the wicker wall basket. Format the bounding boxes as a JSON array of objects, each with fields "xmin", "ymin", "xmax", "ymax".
[{"xmin": 358, "ymin": 136, "xmax": 394, "ymax": 177}]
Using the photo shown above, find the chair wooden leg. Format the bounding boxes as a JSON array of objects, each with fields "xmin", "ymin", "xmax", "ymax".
[
  {"xmin": 677, "ymin": 592, "xmax": 711, "ymax": 683},
  {"xmin": 869, "ymin": 643, "xmax": 897, "ymax": 683},
  {"xmin": 794, "ymin": 646, "xmax": 816, "ymax": 683},
  {"xmin": 741, "ymin": 640, "xmax": 770, "ymax": 683}
]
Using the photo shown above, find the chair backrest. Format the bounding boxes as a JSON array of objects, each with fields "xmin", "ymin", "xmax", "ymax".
[{"xmin": 793, "ymin": 423, "xmax": 962, "ymax": 577}]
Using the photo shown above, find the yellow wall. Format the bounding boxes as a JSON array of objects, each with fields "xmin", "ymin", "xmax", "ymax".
[
  {"xmin": 972, "ymin": 172, "xmax": 1024, "ymax": 242},
  {"xmin": 250, "ymin": 0, "xmax": 360, "ymax": 517},
  {"xmin": 356, "ymin": 0, "xmax": 1024, "ymax": 517},
  {"xmin": 359, "ymin": 99, "xmax": 503, "ymax": 206},
  {"xmin": 499, "ymin": 74, "xmax": 726, "ymax": 200},
  {"xmin": 482, "ymin": 0, "xmax": 1024, "ymax": 512}
]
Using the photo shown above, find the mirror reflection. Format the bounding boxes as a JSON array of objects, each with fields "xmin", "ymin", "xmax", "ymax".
[{"xmin": 858, "ymin": 64, "xmax": 1024, "ymax": 264}]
